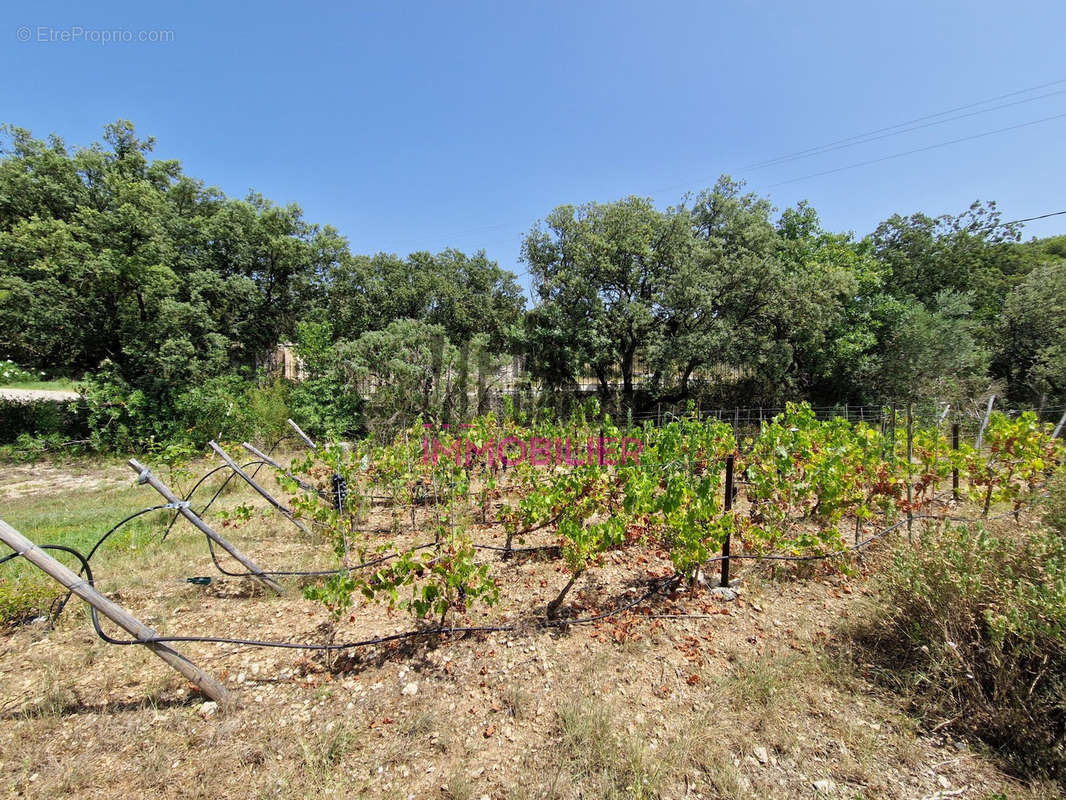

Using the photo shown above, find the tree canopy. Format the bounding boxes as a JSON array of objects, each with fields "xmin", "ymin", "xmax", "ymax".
[{"xmin": 2, "ymin": 120, "xmax": 1064, "ymax": 448}]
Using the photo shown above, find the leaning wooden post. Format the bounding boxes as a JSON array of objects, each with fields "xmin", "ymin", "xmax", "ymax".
[
  {"xmin": 0, "ymin": 519, "xmax": 232, "ymax": 707},
  {"xmin": 975, "ymin": 395, "xmax": 995, "ymax": 451},
  {"xmin": 209, "ymin": 442, "xmax": 309, "ymax": 533},
  {"xmin": 287, "ymin": 418, "xmax": 318, "ymax": 451},
  {"xmin": 241, "ymin": 442, "xmax": 321, "ymax": 495},
  {"xmin": 128, "ymin": 459, "xmax": 284, "ymax": 595},
  {"xmin": 720, "ymin": 454, "xmax": 735, "ymax": 588},
  {"xmin": 1053, "ymin": 409, "xmax": 1066, "ymax": 439}
]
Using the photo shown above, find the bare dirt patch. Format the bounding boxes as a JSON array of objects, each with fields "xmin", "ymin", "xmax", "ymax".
[{"xmin": 0, "ymin": 460, "xmax": 130, "ymax": 502}]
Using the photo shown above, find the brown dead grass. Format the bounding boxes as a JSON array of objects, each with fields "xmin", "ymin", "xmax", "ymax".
[{"xmin": 0, "ymin": 456, "xmax": 1061, "ymax": 799}]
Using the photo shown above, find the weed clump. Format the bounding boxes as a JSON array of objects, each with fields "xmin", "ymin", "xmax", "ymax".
[{"xmin": 861, "ymin": 512, "xmax": 1066, "ymax": 781}]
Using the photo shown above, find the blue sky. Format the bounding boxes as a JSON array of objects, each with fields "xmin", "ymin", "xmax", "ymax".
[{"xmin": 3, "ymin": 0, "xmax": 1065, "ymax": 286}]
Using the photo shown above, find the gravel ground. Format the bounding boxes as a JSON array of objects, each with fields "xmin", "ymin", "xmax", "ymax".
[{"xmin": 0, "ymin": 388, "xmax": 79, "ymax": 402}]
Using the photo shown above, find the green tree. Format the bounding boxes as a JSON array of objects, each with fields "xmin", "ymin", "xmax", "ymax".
[
  {"xmin": 650, "ymin": 177, "xmax": 783, "ymax": 398},
  {"xmin": 337, "ymin": 318, "xmax": 460, "ymax": 430},
  {"xmin": 522, "ymin": 194, "xmax": 690, "ymax": 401},
  {"xmin": 875, "ymin": 290, "xmax": 988, "ymax": 404},
  {"xmin": 994, "ymin": 261, "xmax": 1066, "ymax": 407},
  {"xmin": 869, "ymin": 200, "xmax": 1022, "ymax": 333},
  {"xmin": 326, "ymin": 248, "xmax": 524, "ymax": 350}
]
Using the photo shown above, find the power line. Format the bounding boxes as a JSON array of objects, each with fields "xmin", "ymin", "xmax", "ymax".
[
  {"xmin": 1003, "ymin": 210, "xmax": 1066, "ymax": 225},
  {"xmin": 407, "ymin": 78, "xmax": 1066, "ymax": 267},
  {"xmin": 740, "ymin": 76, "xmax": 1066, "ymax": 171},
  {"xmin": 740, "ymin": 88, "xmax": 1066, "ymax": 173},
  {"xmin": 765, "ymin": 111, "xmax": 1066, "ymax": 189}
]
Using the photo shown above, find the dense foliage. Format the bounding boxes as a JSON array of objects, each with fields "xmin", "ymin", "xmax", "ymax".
[{"xmin": 2, "ymin": 121, "xmax": 1065, "ymax": 450}]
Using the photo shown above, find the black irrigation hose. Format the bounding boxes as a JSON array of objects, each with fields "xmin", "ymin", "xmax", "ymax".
[
  {"xmin": 118, "ymin": 498, "xmax": 1047, "ymax": 654},
  {"xmin": 162, "ymin": 460, "xmax": 271, "ymax": 541},
  {"xmin": 49, "ymin": 504, "xmax": 172, "ymax": 618},
  {"xmin": 0, "ymin": 543, "xmax": 94, "ymax": 579},
  {"xmin": 16, "ymin": 494, "xmax": 1049, "ymax": 654},
  {"xmin": 17, "ymin": 436, "xmax": 1044, "ymax": 655},
  {"xmin": 163, "ymin": 434, "xmax": 295, "ymax": 539},
  {"xmin": 90, "ymin": 574, "xmax": 681, "ymax": 650},
  {"xmin": 473, "ymin": 542, "xmax": 560, "ymax": 554},
  {"xmin": 84, "ymin": 505, "xmax": 171, "ymax": 564},
  {"xmin": 200, "ymin": 536, "xmax": 442, "ymax": 578}
]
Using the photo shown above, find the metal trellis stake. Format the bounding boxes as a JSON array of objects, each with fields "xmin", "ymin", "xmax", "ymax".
[
  {"xmin": 128, "ymin": 459, "xmax": 284, "ymax": 595},
  {"xmin": 720, "ymin": 454, "xmax": 735, "ymax": 588},
  {"xmin": 0, "ymin": 518, "xmax": 232, "ymax": 707}
]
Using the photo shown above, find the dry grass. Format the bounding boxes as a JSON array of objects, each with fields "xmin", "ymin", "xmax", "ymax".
[{"xmin": 0, "ymin": 456, "xmax": 1061, "ymax": 798}]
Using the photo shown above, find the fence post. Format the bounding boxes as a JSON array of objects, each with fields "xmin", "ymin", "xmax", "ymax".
[
  {"xmin": 0, "ymin": 519, "xmax": 232, "ymax": 707},
  {"xmin": 975, "ymin": 395, "xmax": 995, "ymax": 451},
  {"xmin": 128, "ymin": 460, "xmax": 284, "ymax": 595},
  {"xmin": 952, "ymin": 422, "xmax": 960, "ymax": 502},
  {"xmin": 720, "ymin": 454, "xmax": 735, "ymax": 588}
]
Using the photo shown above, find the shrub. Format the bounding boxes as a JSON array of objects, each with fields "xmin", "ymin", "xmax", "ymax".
[
  {"xmin": 0, "ymin": 397, "xmax": 89, "ymax": 444},
  {"xmin": 1047, "ymin": 467, "xmax": 1066, "ymax": 535},
  {"xmin": 0, "ymin": 359, "xmax": 42, "ymax": 384},
  {"xmin": 0, "ymin": 573, "xmax": 57, "ymax": 626},
  {"xmin": 864, "ymin": 520, "xmax": 1066, "ymax": 780},
  {"xmin": 82, "ymin": 366, "xmax": 162, "ymax": 451},
  {"xmin": 83, "ymin": 367, "xmax": 295, "ymax": 451}
]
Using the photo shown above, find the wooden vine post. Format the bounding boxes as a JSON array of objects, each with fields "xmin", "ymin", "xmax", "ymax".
[
  {"xmin": 127, "ymin": 459, "xmax": 284, "ymax": 595},
  {"xmin": 208, "ymin": 441, "xmax": 309, "ymax": 533},
  {"xmin": 287, "ymin": 418, "xmax": 318, "ymax": 451},
  {"xmin": 241, "ymin": 442, "xmax": 320, "ymax": 495},
  {"xmin": 975, "ymin": 395, "xmax": 995, "ymax": 451},
  {"xmin": 0, "ymin": 519, "xmax": 232, "ymax": 707}
]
